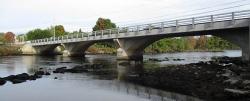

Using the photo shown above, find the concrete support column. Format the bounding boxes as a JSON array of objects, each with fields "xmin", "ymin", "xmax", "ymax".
[
  {"xmin": 62, "ymin": 41, "xmax": 96, "ymax": 57},
  {"xmin": 114, "ymin": 37, "xmax": 160, "ymax": 60}
]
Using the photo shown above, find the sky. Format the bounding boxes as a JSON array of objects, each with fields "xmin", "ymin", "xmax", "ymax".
[{"xmin": 1, "ymin": 0, "xmax": 250, "ymax": 34}]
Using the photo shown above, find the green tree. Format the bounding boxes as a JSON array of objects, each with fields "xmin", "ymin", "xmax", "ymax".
[
  {"xmin": 26, "ymin": 29, "xmax": 52, "ymax": 40},
  {"xmin": 0, "ymin": 33, "xmax": 5, "ymax": 43}
]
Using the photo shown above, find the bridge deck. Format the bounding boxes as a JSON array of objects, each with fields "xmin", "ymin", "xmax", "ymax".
[{"xmin": 26, "ymin": 10, "xmax": 250, "ymax": 46}]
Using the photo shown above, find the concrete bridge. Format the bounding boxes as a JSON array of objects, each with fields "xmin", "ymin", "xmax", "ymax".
[{"xmin": 21, "ymin": 10, "xmax": 250, "ymax": 61}]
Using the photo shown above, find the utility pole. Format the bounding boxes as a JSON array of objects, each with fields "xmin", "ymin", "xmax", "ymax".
[
  {"xmin": 53, "ymin": 18, "xmax": 56, "ymax": 41},
  {"xmin": 54, "ymin": 25, "xmax": 56, "ymax": 41}
]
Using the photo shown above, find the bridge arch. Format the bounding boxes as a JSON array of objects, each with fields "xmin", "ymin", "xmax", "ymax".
[
  {"xmin": 115, "ymin": 28, "xmax": 249, "ymax": 61},
  {"xmin": 62, "ymin": 40, "xmax": 109, "ymax": 57},
  {"xmin": 32, "ymin": 44, "xmax": 63, "ymax": 55}
]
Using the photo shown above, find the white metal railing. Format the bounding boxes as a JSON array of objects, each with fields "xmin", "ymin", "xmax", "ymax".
[{"xmin": 29, "ymin": 10, "xmax": 250, "ymax": 46}]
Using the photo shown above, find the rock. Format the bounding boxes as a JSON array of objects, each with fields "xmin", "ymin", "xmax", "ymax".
[
  {"xmin": 118, "ymin": 62, "xmax": 130, "ymax": 66},
  {"xmin": 149, "ymin": 58, "xmax": 162, "ymax": 62},
  {"xmin": 224, "ymin": 88, "xmax": 250, "ymax": 97},
  {"xmin": 163, "ymin": 57, "xmax": 169, "ymax": 61},
  {"xmin": 0, "ymin": 78, "xmax": 6, "ymax": 86},
  {"xmin": 240, "ymin": 73, "xmax": 250, "ymax": 80},
  {"xmin": 59, "ymin": 61, "xmax": 72, "ymax": 63},
  {"xmin": 15, "ymin": 73, "xmax": 30, "ymax": 80},
  {"xmin": 45, "ymin": 72, "xmax": 51, "ymax": 75},
  {"xmin": 29, "ymin": 75, "xmax": 37, "ymax": 80},
  {"xmin": 173, "ymin": 58, "xmax": 185, "ymax": 61},
  {"xmin": 35, "ymin": 71, "xmax": 45, "ymax": 76},
  {"xmin": 10, "ymin": 79, "xmax": 26, "ymax": 84},
  {"xmin": 67, "ymin": 66, "xmax": 88, "ymax": 73},
  {"xmin": 53, "ymin": 66, "xmax": 88, "ymax": 73},
  {"xmin": 53, "ymin": 67, "xmax": 67, "ymax": 73},
  {"xmin": 33, "ymin": 74, "xmax": 42, "ymax": 79}
]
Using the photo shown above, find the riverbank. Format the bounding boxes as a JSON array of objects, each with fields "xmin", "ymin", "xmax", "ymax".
[
  {"xmin": 125, "ymin": 57, "xmax": 250, "ymax": 101},
  {"xmin": 0, "ymin": 45, "xmax": 22, "ymax": 56}
]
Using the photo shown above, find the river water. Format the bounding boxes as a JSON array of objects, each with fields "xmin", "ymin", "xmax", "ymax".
[{"xmin": 0, "ymin": 50, "xmax": 241, "ymax": 101}]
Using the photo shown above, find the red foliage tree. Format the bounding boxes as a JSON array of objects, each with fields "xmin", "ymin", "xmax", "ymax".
[{"xmin": 4, "ymin": 32, "xmax": 15, "ymax": 43}]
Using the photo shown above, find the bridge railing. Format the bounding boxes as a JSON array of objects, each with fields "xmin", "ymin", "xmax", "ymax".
[{"xmin": 30, "ymin": 10, "xmax": 250, "ymax": 45}]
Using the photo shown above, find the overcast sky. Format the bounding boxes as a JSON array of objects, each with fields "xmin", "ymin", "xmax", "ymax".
[{"xmin": 1, "ymin": 0, "xmax": 250, "ymax": 34}]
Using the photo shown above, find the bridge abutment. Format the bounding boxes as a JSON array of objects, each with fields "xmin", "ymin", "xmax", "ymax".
[{"xmin": 214, "ymin": 28, "xmax": 249, "ymax": 62}]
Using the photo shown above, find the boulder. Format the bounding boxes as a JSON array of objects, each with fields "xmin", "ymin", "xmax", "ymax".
[
  {"xmin": 15, "ymin": 73, "xmax": 30, "ymax": 80},
  {"xmin": 67, "ymin": 66, "xmax": 88, "ymax": 73},
  {"xmin": 34, "ymin": 71, "xmax": 45, "ymax": 76},
  {"xmin": 0, "ymin": 78, "xmax": 6, "ymax": 86},
  {"xmin": 45, "ymin": 72, "xmax": 51, "ymax": 75},
  {"xmin": 10, "ymin": 79, "xmax": 26, "ymax": 84},
  {"xmin": 53, "ymin": 67, "xmax": 67, "ymax": 73},
  {"xmin": 28, "ymin": 75, "xmax": 37, "ymax": 80},
  {"xmin": 4, "ymin": 75, "xmax": 16, "ymax": 81}
]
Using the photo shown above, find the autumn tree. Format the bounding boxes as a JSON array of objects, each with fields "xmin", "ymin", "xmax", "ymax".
[
  {"xmin": 91, "ymin": 18, "xmax": 117, "ymax": 50},
  {"xmin": 186, "ymin": 36, "xmax": 197, "ymax": 50},
  {"xmin": 55, "ymin": 25, "xmax": 65, "ymax": 36},
  {"xmin": 4, "ymin": 32, "xmax": 15, "ymax": 43},
  {"xmin": 92, "ymin": 18, "xmax": 116, "ymax": 31},
  {"xmin": 196, "ymin": 35, "xmax": 207, "ymax": 49}
]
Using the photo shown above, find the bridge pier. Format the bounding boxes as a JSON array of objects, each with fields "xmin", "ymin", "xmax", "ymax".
[
  {"xmin": 114, "ymin": 37, "xmax": 159, "ymax": 60},
  {"xmin": 62, "ymin": 41, "xmax": 96, "ymax": 57}
]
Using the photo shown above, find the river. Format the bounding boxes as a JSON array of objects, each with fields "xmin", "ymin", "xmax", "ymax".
[{"xmin": 0, "ymin": 50, "xmax": 241, "ymax": 101}]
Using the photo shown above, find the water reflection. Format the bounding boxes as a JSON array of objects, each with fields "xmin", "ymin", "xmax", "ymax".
[{"xmin": 115, "ymin": 60, "xmax": 203, "ymax": 101}]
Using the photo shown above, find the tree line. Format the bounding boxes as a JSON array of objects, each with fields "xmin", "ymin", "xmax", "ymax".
[{"xmin": 144, "ymin": 36, "xmax": 239, "ymax": 53}]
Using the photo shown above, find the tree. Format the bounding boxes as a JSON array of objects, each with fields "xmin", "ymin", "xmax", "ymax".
[
  {"xmin": 79, "ymin": 28, "xmax": 82, "ymax": 33},
  {"xmin": 26, "ymin": 29, "xmax": 52, "ymax": 40},
  {"xmin": 92, "ymin": 18, "xmax": 116, "ymax": 31},
  {"xmin": 55, "ymin": 25, "xmax": 65, "ymax": 36},
  {"xmin": 196, "ymin": 35, "xmax": 207, "ymax": 49},
  {"xmin": 90, "ymin": 18, "xmax": 117, "ymax": 51},
  {"xmin": 4, "ymin": 32, "xmax": 15, "ymax": 43},
  {"xmin": 0, "ymin": 33, "xmax": 5, "ymax": 43},
  {"xmin": 186, "ymin": 36, "xmax": 196, "ymax": 50}
]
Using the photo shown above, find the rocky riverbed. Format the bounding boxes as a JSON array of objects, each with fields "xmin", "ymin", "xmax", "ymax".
[
  {"xmin": 0, "ymin": 71, "xmax": 50, "ymax": 85},
  {"xmin": 125, "ymin": 57, "xmax": 250, "ymax": 101}
]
